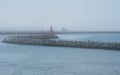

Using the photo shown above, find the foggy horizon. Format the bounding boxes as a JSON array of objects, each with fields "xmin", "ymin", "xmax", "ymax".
[{"xmin": 0, "ymin": 0, "xmax": 120, "ymax": 31}]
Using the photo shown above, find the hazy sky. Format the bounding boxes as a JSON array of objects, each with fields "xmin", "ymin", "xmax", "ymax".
[{"xmin": 0, "ymin": 0, "xmax": 120, "ymax": 31}]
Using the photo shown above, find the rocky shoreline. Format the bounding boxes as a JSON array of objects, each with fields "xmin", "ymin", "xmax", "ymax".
[{"xmin": 2, "ymin": 35, "xmax": 120, "ymax": 50}]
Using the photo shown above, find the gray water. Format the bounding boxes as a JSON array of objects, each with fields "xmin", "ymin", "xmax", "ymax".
[
  {"xmin": 58, "ymin": 33, "xmax": 120, "ymax": 42},
  {"xmin": 0, "ymin": 34, "xmax": 120, "ymax": 75}
]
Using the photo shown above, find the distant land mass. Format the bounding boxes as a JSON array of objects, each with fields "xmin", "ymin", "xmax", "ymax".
[{"xmin": 0, "ymin": 31, "xmax": 120, "ymax": 35}]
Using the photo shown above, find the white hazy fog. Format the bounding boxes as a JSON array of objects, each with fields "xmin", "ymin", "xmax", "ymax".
[{"xmin": 0, "ymin": 0, "xmax": 120, "ymax": 31}]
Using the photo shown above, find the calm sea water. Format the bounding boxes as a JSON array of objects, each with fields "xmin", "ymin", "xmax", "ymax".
[
  {"xmin": 0, "ymin": 34, "xmax": 120, "ymax": 75},
  {"xmin": 58, "ymin": 33, "xmax": 120, "ymax": 42}
]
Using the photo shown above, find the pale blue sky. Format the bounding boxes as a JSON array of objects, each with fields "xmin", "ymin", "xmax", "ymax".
[{"xmin": 0, "ymin": 0, "xmax": 120, "ymax": 31}]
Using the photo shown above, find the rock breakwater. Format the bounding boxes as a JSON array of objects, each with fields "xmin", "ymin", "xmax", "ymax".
[{"xmin": 2, "ymin": 35, "xmax": 120, "ymax": 50}]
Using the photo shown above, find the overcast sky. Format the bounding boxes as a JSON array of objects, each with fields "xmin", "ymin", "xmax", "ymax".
[{"xmin": 0, "ymin": 0, "xmax": 120, "ymax": 31}]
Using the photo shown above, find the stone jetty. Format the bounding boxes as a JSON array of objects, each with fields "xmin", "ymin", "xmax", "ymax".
[{"xmin": 2, "ymin": 35, "xmax": 120, "ymax": 50}]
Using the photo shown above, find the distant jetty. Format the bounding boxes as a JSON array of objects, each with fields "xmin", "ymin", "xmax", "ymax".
[{"xmin": 2, "ymin": 35, "xmax": 120, "ymax": 51}]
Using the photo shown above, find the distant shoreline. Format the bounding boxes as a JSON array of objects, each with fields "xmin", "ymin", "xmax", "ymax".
[{"xmin": 0, "ymin": 31, "xmax": 120, "ymax": 35}]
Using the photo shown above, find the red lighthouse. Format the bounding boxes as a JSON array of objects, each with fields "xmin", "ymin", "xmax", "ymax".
[{"xmin": 50, "ymin": 25, "xmax": 54, "ymax": 35}]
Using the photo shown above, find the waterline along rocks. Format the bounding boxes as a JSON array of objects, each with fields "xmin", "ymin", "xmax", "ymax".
[{"xmin": 2, "ymin": 35, "xmax": 120, "ymax": 50}]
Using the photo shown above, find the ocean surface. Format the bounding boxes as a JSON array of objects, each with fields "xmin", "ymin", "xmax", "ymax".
[{"xmin": 0, "ymin": 34, "xmax": 120, "ymax": 75}]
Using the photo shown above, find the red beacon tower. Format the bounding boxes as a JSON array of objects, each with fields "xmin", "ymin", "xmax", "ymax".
[
  {"xmin": 50, "ymin": 25, "xmax": 54, "ymax": 35},
  {"xmin": 49, "ymin": 25, "xmax": 58, "ymax": 38}
]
